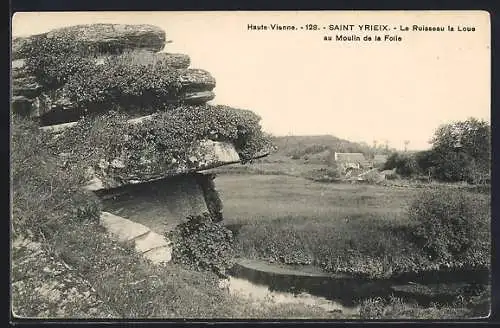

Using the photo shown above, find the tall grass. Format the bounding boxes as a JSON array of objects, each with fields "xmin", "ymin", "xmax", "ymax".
[
  {"xmin": 11, "ymin": 116, "xmax": 101, "ymax": 239},
  {"xmin": 235, "ymin": 214, "xmax": 428, "ymax": 278},
  {"xmin": 358, "ymin": 294, "xmax": 488, "ymax": 319}
]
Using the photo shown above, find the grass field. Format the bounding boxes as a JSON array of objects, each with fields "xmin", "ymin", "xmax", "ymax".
[
  {"xmin": 215, "ymin": 173, "xmax": 490, "ymax": 278},
  {"xmin": 217, "ymin": 174, "xmax": 415, "ymax": 226}
]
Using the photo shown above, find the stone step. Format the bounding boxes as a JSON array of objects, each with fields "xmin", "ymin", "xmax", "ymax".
[
  {"xmin": 99, "ymin": 211, "xmax": 150, "ymax": 243},
  {"xmin": 134, "ymin": 231, "xmax": 169, "ymax": 254},
  {"xmin": 99, "ymin": 211, "xmax": 172, "ymax": 265},
  {"xmin": 144, "ymin": 246, "xmax": 172, "ymax": 265}
]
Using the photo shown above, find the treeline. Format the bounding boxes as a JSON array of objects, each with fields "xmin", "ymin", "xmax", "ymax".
[{"xmin": 383, "ymin": 118, "xmax": 490, "ymax": 184}]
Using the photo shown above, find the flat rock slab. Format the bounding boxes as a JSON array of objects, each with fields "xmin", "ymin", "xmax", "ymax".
[
  {"xmin": 100, "ymin": 211, "xmax": 150, "ymax": 243},
  {"xmin": 134, "ymin": 231, "xmax": 169, "ymax": 254},
  {"xmin": 144, "ymin": 247, "xmax": 172, "ymax": 264},
  {"xmin": 12, "ymin": 24, "xmax": 167, "ymax": 59},
  {"xmin": 99, "ymin": 212, "xmax": 171, "ymax": 265}
]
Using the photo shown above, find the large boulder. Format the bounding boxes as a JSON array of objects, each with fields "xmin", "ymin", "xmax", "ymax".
[
  {"xmin": 97, "ymin": 174, "xmax": 211, "ymax": 232},
  {"xmin": 178, "ymin": 69, "xmax": 216, "ymax": 92},
  {"xmin": 40, "ymin": 114, "xmax": 247, "ymax": 190},
  {"xmin": 12, "ymin": 24, "xmax": 167, "ymax": 60}
]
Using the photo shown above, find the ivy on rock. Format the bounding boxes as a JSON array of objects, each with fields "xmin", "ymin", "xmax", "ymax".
[
  {"xmin": 45, "ymin": 105, "xmax": 272, "ymax": 182},
  {"xmin": 166, "ymin": 213, "xmax": 234, "ymax": 278}
]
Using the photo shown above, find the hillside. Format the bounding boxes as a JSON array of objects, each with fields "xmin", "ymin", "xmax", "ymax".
[{"xmin": 270, "ymin": 135, "xmax": 393, "ymax": 163}]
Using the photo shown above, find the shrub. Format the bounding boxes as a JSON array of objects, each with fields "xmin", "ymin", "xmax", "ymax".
[
  {"xmin": 407, "ymin": 188, "xmax": 490, "ymax": 265},
  {"xmin": 304, "ymin": 165, "xmax": 341, "ymax": 182},
  {"xmin": 359, "ymin": 295, "xmax": 475, "ymax": 319},
  {"xmin": 166, "ymin": 213, "xmax": 235, "ymax": 278},
  {"xmin": 61, "ymin": 56, "xmax": 185, "ymax": 109},
  {"xmin": 414, "ymin": 150, "xmax": 436, "ymax": 173},
  {"xmin": 383, "ymin": 152, "xmax": 420, "ymax": 177},
  {"xmin": 359, "ymin": 297, "xmax": 386, "ymax": 319}
]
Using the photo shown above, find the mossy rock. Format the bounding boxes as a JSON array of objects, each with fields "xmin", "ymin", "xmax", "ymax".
[{"xmin": 12, "ymin": 24, "xmax": 167, "ymax": 60}]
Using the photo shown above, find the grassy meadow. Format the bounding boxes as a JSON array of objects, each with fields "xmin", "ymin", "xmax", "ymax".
[{"xmin": 215, "ymin": 173, "xmax": 490, "ymax": 279}]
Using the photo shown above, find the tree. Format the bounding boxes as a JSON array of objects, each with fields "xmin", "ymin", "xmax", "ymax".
[
  {"xmin": 430, "ymin": 118, "xmax": 490, "ymax": 183},
  {"xmin": 383, "ymin": 152, "xmax": 420, "ymax": 177}
]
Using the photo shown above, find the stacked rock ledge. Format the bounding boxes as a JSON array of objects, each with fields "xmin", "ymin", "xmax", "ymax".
[
  {"xmin": 12, "ymin": 23, "xmax": 271, "ymax": 267},
  {"xmin": 12, "ymin": 24, "xmax": 167, "ymax": 60}
]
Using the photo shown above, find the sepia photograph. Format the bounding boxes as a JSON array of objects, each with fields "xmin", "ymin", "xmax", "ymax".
[{"xmin": 10, "ymin": 11, "xmax": 491, "ymax": 320}]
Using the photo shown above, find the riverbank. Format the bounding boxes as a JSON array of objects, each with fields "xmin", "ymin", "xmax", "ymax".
[{"xmin": 12, "ymin": 219, "xmax": 343, "ymax": 319}]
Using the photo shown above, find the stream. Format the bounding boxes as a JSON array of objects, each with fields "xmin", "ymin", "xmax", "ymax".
[
  {"xmin": 97, "ymin": 180, "xmax": 489, "ymax": 312},
  {"xmin": 227, "ymin": 258, "xmax": 489, "ymax": 308},
  {"xmin": 221, "ymin": 275, "xmax": 360, "ymax": 315}
]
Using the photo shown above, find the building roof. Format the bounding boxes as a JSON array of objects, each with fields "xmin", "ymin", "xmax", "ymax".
[{"xmin": 334, "ymin": 152, "xmax": 366, "ymax": 162}]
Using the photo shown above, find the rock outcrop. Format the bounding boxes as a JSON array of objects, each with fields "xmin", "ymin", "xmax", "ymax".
[
  {"xmin": 12, "ymin": 24, "xmax": 167, "ymax": 60},
  {"xmin": 13, "ymin": 68, "xmax": 217, "ymax": 124},
  {"xmin": 11, "ymin": 23, "xmax": 270, "ymax": 266}
]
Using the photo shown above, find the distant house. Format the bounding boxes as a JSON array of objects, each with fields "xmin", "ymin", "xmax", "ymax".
[{"xmin": 334, "ymin": 152, "xmax": 368, "ymax": 170}]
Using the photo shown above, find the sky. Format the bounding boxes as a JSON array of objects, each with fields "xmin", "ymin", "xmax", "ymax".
[{"xmin": 12, "ymin": 11, "xmax": 490, "ymax": 151}]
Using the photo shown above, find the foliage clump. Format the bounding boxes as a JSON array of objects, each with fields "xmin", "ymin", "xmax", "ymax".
[
  {"xmin": 407, "ymin": 188, "xmax": 490, "ymax": 268},
  {"xmin": 166, "ymin": 213, "xmax": 235, "ymax": 278},
  {"xmin": 46, "ymin": 106, "xmax": 272, "ymax": 183},
  {"xmin": 23, "ymin": 35, "xmax": 213, "ymax": 112},
  {"xmin": 382, "ymin": 118, "xmax": 490, "ymax": 184},
  {"xmin": 304, "ymin": 166, "xmax": 341, "ymax": 182},
  {"xmin": 358, "ymin": 295, "xmax": 483, "ymax": 319},
  {"xmin": 23, "ymin": 35, "xmax": 97, "ymax": 89},
  {"xmin": 383, "ymin": 152, "xmax": 420, "ymax": 177}
]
